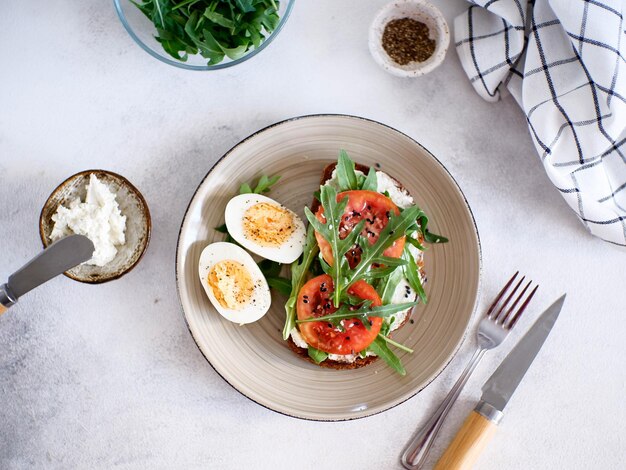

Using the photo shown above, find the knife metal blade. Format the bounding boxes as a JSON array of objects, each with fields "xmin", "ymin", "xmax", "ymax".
[
  {"xmin": 480, "ymin": 294, "xmax": 565, "ymax": 415},
  {"xmin": 1, "ymin": 234, "xmax": 94, "ymax": 311}
]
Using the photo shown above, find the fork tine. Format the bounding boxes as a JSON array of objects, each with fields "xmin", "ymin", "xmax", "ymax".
[
  {"xmin": 493, "ymin": 276, "xmax": 525, "ymax": 323},
  {"xmin": 506, "ymin": 284, "xmax": 539, "ymax": 329},
  {"xmin": 485, "ymin": 271, "xmax": 518, "ymax": 318},
  {"xmin": 499, "ymin": 279, "xmax": 531, "ymax": 325}
]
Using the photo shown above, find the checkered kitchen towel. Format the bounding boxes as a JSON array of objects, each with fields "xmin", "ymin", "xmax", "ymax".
[{"xmin": 455, "ymin": 0, "xmax": 626, "ymax": 246}]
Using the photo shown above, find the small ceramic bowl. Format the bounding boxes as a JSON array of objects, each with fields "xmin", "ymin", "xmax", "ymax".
[
  {"xmin": 369, "ymin": 0, "xmax": 450, "ymax": 77},
  {"xmin": 39, "ymin": 170, "xmax": 151, "ymax": 284}
]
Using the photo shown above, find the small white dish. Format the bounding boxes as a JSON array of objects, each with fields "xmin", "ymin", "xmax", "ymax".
[
  {"xmin": 39, "ymin": 170, "xmax": 151, "ymax": 284},
  {"xmin": 369, "ymin": 0, "xmax": 450, "ymax": 77}
]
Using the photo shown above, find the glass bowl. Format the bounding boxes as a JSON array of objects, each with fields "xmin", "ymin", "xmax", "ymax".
[{"xmin": 113, "ymin": 0, "xmax": 295, "ymax": 70}]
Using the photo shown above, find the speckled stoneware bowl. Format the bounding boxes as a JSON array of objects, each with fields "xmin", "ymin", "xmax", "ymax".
[
  {"xmin": 39, "ymin": 170, "xmax": 151, "ymax": 284},
  {"xmin": 177, "ymin": 115, "xmax": 481, "ymax": 421},
  {"xmin": 369, "ymin": 0, "xmax": 450, "ymax": 77}
]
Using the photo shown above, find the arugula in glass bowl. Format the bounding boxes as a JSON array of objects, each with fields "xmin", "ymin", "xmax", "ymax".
[{"xmin": 114, "ymin": 0, "xmax": 295, "ymax": 70}]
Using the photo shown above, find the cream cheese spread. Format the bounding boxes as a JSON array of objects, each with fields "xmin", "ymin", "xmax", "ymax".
[{"xmin": 50, "ymin": 174, "xmax": 126, "ymax": 266}]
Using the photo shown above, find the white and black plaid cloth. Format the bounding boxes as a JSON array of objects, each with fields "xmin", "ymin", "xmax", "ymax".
[{"xmin": 455, "ymin": 0, "xmax": 626, "ymax": 246}]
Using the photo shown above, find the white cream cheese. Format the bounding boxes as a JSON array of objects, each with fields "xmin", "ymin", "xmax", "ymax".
[
  {"xmin": 374, "ymin": 171, "xmax": 415, "ymax": 209},
  {"xmin": 290, "ymin": 168, "xmax": 426, "ymax": 363},
  {"xmin": 50, "ymin": 174, "xmax": 126, "ymax": 267},
  {"xmin": 289, "ymin": 328, "xmax": 377, "ymax": 363}
]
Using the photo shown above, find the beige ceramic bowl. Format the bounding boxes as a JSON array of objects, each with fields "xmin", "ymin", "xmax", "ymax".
[
  {"xmin": 369, "ymin": 0, "xmax": 450, "ymax": 77},
  {"xmin": 177, "ymin": 115, "xmax": 480, "ymax": 420},
  {"xmin": 40, "ymin": 170, "xmax": 151, "ymax": 284}
]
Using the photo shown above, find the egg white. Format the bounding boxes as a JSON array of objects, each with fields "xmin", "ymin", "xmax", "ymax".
[
  {"xmin": 198, "ymin": 242, "xmax": 271, "ymax": 324},
  {"xmin": 225, "ymin": 194, "xmax": 306, "ymax": 264}
]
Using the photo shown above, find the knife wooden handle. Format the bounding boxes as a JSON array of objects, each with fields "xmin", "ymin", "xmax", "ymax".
[
  {"xmin": 434, "ymin": 410, "xmax": 498, "ymax": 470},
  {"xmin": 1, "ymin": 283, "xmax": 16, "ymax": 314}
]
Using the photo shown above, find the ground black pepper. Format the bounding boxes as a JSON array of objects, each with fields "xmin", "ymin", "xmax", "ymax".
[{"xmin": 382, "ymin": 18, "xmax": 436, "ymax": 65}]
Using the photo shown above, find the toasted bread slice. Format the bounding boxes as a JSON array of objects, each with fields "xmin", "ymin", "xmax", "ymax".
[{"xmin": 289, "ymin": 162, "xmax": 421, "ymax": 370}]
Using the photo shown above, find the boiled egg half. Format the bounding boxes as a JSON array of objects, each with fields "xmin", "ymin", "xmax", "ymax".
[
  {"xmin": 198, "ymin": 242, "xmax": 271, "ymax": 324},
  {"xmin": 225, "ymin": 194, "xmax": 306, "ymax": 264}
]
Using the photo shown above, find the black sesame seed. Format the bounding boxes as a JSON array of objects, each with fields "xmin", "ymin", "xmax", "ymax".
[
  {"xmin": 410, "ymin": 319, "xmax": 415, "ymax": 324},
  {"xmin": 303, "ymin": 299, "xmax": 308, "ymax": 304}
]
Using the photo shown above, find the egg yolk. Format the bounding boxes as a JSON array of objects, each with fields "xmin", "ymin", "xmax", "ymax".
[
  {"xmin": 207, "ymin": 260, "xmax": 255, "ymax": 310},
  {"xmin": 242, "ymin": 202, "xmax": 295, "ymax": 247}
]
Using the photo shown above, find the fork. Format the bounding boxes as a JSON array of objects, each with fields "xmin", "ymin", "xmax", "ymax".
[{"xmin": 400, "ymin": 272, "xmax": 538, "ymax": 470}]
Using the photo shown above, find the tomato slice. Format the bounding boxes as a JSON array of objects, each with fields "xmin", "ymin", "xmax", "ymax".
[
  {"xmin": 296, "ymin": 274, "xmax": 382, "ymax": 355},
  {"xmin": 315, "ymin": 190, "xmax": 405, "ymax": 268}
]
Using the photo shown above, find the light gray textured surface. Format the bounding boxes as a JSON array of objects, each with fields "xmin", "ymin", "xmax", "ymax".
[{"xmin": 1, "ymin": 1, "xmax": 624, "ymax": 469}]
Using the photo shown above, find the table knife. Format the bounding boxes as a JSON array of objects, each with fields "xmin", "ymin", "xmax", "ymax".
[
  {"xmin": 0, "ymin": 234, "xmax": 94, "ymax": 315},
  {"xmin": 434, "ymin": 294, "xmax": 565, "ymax": 470}
]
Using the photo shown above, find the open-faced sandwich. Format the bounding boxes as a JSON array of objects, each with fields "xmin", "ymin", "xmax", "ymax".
[
  {"xmin": 200, "ymin": 151, "xmax": 446, "ymax": 375},
  {"xmin": 282, "ymin": 151, "xmax": 447, "ymax": 375}
]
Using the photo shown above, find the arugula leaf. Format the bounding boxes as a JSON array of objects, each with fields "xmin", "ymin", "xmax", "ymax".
[
  {"xmin": 403, "ymin": 245, "xmax": 427, "ymax": 304},
  {"xmin": 131, "ymin": 0, "xmax": 281, "ymax": 66},
  {"xmin": 378, "ymin": 268, "xmax": 404, "ymax": 304},
  {"xmin": 411, "ymin": 210, "xmax": 448, "ymax": 245},
  {"xmin": 378, "ymin": 333, "xmax": 414, "ymax": 354},
  {"xmin": 424, "ymin": 230, "xmax": 449, "ymax": 244},
  {"xmin": 238, "ymin": 182, "xmax": 253, "ymax": 194},
  {"xmin": 239, "ymin": 174, "xmax": 281, "ymax": 194},
  {"xmin": 405, "ymin": 232, "xmax": 426, "ymax": 251},
  {"xmin": 266, "ymin": 277, "xmax": 291, "ymax": 296},
  {"xmin": 255, "ymin": 175, "xmax": 281, "ymax": 193},
  {"xmin": 258, "ymin": 259, "xmax": 282, "ymax": 278},
  {"xmin": 257, "ymin": 259, "xmax": 291, "ymax": 295},
  {"xmin": 307, "ymin": 346, "xmax": 328, "ymax": 364},
  {"xmin": 367, "ymin": 336, "xmax": 406, "ymax": 376},
  {"xmin": 345, "ymin": 205, "xmax": 425, "ymax": 288},
  {"xmin": 215, "ymin": 223, "xmax": 228, "ymax": 234},
  {"xmin": 360, "ymin": 256, "xmax": 408, "ymax": 282},
  {"xmin": 296, "ymin": 301, "xmax": 418, "ymax": 324},
  {"xmin": 336, "ymin": 150, "xmax": 359, "ymax": 191},
  {"xmin": 303, "ymin": 185, "xmax": 352, "ymax": 307},
  {"xmin": 234, "ymin": 0, "xmax": 255, "ymax": 13},
  {"xmin": 283, "ymin": 225, "xmax": 318, "ymax": 340},
  {"xmin": 360, "ymin": 167, "xmax": 378, "ymax": 192},
  {"xmin": 334, "ymin": 150, "xmax": 379, "ymax": 191}
]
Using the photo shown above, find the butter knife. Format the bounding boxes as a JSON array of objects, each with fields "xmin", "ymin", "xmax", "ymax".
[
  {"xmin": 0, "ymin": 234, "xmax": 94, "ymax": 315},
  {"xmin": 434, "ymin": 294, "xmax": 565, "ymax": 470}
]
